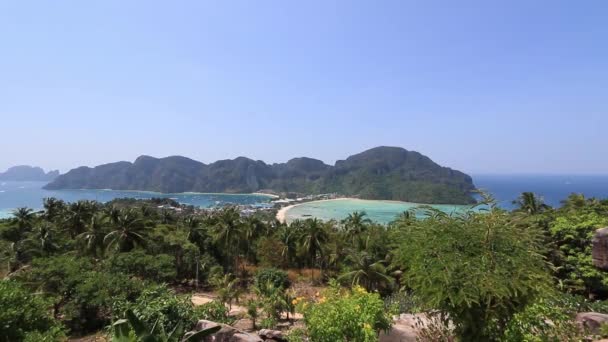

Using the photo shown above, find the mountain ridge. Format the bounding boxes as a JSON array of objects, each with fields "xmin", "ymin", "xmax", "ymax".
[
  {"xmin": 44, "ymin": 146, "xmax": 476, "ymax": 204},
  {"xmin": 0, "ymin": 166, "xmax": 60, "ymax": 182}
]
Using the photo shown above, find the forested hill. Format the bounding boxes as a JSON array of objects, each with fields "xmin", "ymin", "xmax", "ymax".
[
  {"xmin": 0, "ymin": 166, "xmax": 59, "ymax": 181},
  {"xmin": 44, "ymin": 146, "xmax": 476, "ymax": 204}
]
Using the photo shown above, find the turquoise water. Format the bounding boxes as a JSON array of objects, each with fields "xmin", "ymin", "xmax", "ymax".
[
  {"xmin": 0, "ymin": 181, "xmax": 273, "ymax": 219},
  {"xmin": 285, "ymin": 174, "xmax": 608, "ymax": 224},
  {"xmin": 285, "ymin": 199, "xmax": 473, "ymax": 225}
]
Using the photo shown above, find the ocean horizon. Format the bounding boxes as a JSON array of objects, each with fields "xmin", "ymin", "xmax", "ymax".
[{"xmin": 2, "ymin": 174, "xmax": 608, "ymax": 221}]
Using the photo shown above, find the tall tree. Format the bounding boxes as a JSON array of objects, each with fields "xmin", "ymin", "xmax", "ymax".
[
  {"xmin": 513, "ymin": 192, "xmax": 550, "ymax": 215},
  {"xmin": 299, "ymin": 218, "xmax": 329, "ymax": 280},
  {"xmin": 42, "ymin": 197, "xmax": 65, "ymax": 222},
  {"xmin": 76, "ymin": 215, "xmax": 107, "ymax": 257},
  {"xmin": 12, "ymin": 207, "xmax": 36, "ymax": 232},
  {"xmin": 338, "ymin": 251, "xmax": 394, "ymax": 292},
  {"xmin": 341, "ymin": 211, "xmax": 371, "ymax": 248},
  {"xmin": 63, "ymin": 201, "xmax": 97, "ymax": 238},
  {"xmin": 104, "ymin": 209, "xmax": 147, "ymax": 252},
  {"xmin": 211, "ymin": 207, "xmax": 244, "ymax": 271}
]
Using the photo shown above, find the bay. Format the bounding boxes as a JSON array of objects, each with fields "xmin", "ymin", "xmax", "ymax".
[
  {"xmin": 0, "ymin": 181, "xmax": 273, "ymax": 219},
  {"xmin": 284, "ymin": 174, "xmax": 608, "ymax": 224}
]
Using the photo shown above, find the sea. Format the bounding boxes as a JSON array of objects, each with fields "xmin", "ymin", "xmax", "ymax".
[
  {"xmin": 0, "ymin": 181, "xmax": 273, "ymax": 219},
  {"xmin": 284, "ymin": 174, "xmax": 608, "ymax": 224},
  {"xmin": 1, "ymin": 174, "xmax": 608, "ymax": 223}
]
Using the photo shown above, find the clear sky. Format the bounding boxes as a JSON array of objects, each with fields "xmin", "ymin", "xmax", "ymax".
[{"xmin": 1, "ymin": 1, "xmax": 607, "ymax": 174}]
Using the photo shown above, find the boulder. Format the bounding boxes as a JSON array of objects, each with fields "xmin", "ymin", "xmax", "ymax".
[
  {"xmin": 592, "ymin": 228, "xmax": 608, "ymax": 270},
  {"xmin": 379, "ymin": 314, "xmax": 425, "ymax": 342},
  {"xmin": 190, "ymin": 319, "xmax": 263, "ymax": 342},
  {"xmin": 258, "ymin": 329, "xmax": 285, "ymax": 341},
  {"xmin": 576, "ymin": 312, "xmax": 608, "ymax": 334}
]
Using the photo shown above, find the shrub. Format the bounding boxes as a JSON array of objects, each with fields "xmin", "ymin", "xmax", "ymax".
[
  {"xmin": 0, "ymin": 280, "xmax": 65, "ymax": 342},
  {"xmin": 395, "ymin": 205, "xmax": 552, "ymax": 340},
  {"xmin": 113, "ymin": 284, "xmax": 196, "ymax": 332},
  {"xmin": 501, "ymin": 295, "xmax": 582, "ymax": 341},
  {"xmin": 105, "ymin": 250, "xmax": 176, "ymax": 282},
  {"xmin": 298, "ymin": 283, "xmax": 392, "ymax": 342},
  {"xmin": 255, "ymin": 268, "xmax": 290, "ymax": 293},
  {"xmin": 193, "ymin": 300, "xmax": 233, "ymax": 325}
]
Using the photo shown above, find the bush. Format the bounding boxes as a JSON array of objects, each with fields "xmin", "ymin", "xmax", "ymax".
[
  {"xmin": 502, "ymin": 294, "xmax": 582, "ymax": 341},
  {"xmin": 193, "ymin": 300, "xmax": 233, "ymax": 325},
  {"xmin": 105, "ymin": 250, "xmax": 176, "ymax": 282},
  {"xmin": 255, "ymin": 268, "xmax": 290, "ymax": 293},
  {"xmin": 0, "ymin": 280, "xmax": 65, "ymax": 342},
  {"xmin": 395, "ymin": 205, "xmax": 552, "ymax": 340},
  {"xmin": 113, "ymin": 284, "xmax": 196, "ymax": 332},
  {"xmin": 298, "ymin": 283, "xmax": 392, "ymax": 342}
]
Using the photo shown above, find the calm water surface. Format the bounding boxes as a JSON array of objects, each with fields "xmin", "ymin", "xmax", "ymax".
[
  {"xmin": 285, "ymin": 174, "xmax": 608, "ymax": 224},
  {"xmin": 0, "ymin": 181, "xmax": 273, "ymax": 219}
]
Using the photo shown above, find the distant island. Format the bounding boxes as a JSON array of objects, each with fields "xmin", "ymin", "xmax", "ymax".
[
  {"xmin": 0, "ymin": 166, "xmax": 59, "ymax": 182},
  {"xmin": 44, "ymin": 146, "xmax": 476, "ymax": 204}
]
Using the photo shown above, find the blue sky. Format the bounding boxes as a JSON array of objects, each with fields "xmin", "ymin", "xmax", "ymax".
[{"xmin": 1, "ymin": 0, "xmax": 607, "ymax": 174}]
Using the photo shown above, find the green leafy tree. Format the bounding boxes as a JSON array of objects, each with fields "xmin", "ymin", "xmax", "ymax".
[
  {"xmin": 0, "ymin": 280, "xmax": 65, "ymax": 342},
  {"xmin": 394, "ymin": 204, "xmax": 551, "ymax": 341},
  {"xmin": 549, "ymin": 209, "xmax": 608, "ymax": 296}
]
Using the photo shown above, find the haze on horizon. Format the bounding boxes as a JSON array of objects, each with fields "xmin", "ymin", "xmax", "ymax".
[{"xmin": 1, "ymin": 1, "xmax": 606, "ymax": 175}]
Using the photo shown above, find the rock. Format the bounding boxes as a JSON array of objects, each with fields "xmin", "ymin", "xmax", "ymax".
[
  {"xmin": 195, "ymin": 319, "xmax": 221, "ymax": 331},
  {"xmin": 258, "ymin": 329, "xmax": 285, "ymax": 341},
  {"xmin": 190, "ymin": 319, "xmax": 263, "ymax": 342},
  {"xmin": 379, "ymin": 314, "xmax": 424, "ymax": 342},
  {"xmin": 234, "ymin": 333, "xmax": 264, "ymax": 341},
  {"xmin": 593, "ymin": 228, "xmax": 608, "ymax": 270},
  {"xmin": 576, "ymin": 312, "xmax": 608, "ymax": 334}
]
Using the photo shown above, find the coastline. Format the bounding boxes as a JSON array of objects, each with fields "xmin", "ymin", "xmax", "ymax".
[
  {"xmin": 44, "ymin": 187, "xmax": 278, "ymax": 198},
  {"xmin": 275, "ymin": 197, "xmax": 474, "ymax": 223},
  {"xmin": 275, "ymin": 198, "xmax": 371, "ymax": 223}
]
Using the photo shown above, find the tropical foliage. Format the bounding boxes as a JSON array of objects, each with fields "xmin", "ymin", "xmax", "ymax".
[{"xmin": 2, "ymin": 192, "xmax": 608, "ymax": 341}]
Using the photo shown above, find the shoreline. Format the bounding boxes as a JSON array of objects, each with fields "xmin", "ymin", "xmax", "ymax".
[
  {"xmin": 42, "ymin": 186, "xmax": 278, "ymax": 198},
  {"xmin": 275, "ymin": 197, "xmax": 474, "ymax": 223}
]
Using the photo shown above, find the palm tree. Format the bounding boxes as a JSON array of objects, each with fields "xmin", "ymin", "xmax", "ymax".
[
  {"xmin": 28, "ymin": 225, "xmax": 59, "ymax": 256},
  {"xmin": 0, "ymin": 242, "xmax": 18, "ymax": 274},
  {"xmin": 183, "ymin": 215, "xmax": 203, "ymax": 242},
  {"xmin": 513, "ymin": 192, "xmax": 550, "ymax": 215},
  {"xmin": 241, "ymin": 216, "xmax": 267, "ymax": 263},
  {"xmin": 338, "ymin": 251, "xmax": 394, "ymax": 292},
  {"xmin": 105, "ymin": 205, "xmax": 121, "ymax": 225},
  {"xmin": 161, "ymin": 210, "xmax": 175, "ymax": 224},
  {"xmin": 104, "ymin": 209, "xmax": 147, "ymax": 252},
  {"xmin": 299, "ymin": 218, "xmax": 329, "ymax": 281},
  {"xmin": 276, "ymin": 225, "xmax": 297, "ymax": 267},
  {"xmin": 42, "ymin": 197, "xmax": 65, "ymax": 222},
  {"xmin": 211, "ymin": 207, "xmax": 244, "ymax": 271},
  {"xmin": 76, "ymin": 215, "xmax": 107, "ymax": 257},
  {"xmin": 12, "ymin": 207, "xmax": 35, "ymax": 231},
  {"xmin": 210, "ymin": 273, "xmax": 240, "ymax": 309},
  {"xmin": 63, "ymin": 200, "xmax": 97, "ymax": 238},
  {"xmin": 341, "ymin": 211, "xmax": 371, "ymax": 248}
]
